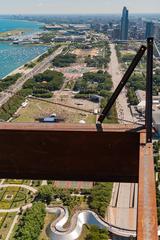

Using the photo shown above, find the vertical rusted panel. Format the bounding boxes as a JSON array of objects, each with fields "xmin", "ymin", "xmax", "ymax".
[{"xmin": 137, "ymin": 133, "xmax": 158, "ymax": 240}]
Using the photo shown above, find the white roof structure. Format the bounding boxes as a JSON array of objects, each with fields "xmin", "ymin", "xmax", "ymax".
[
  {"xmin": 153, "ymin": 111, "xmax": 160, "ymax": 137},
  {"xmin": 137, "ymin": 100, "xmax": 146, "ymax": 113},
  {"xmin": 135, "ymin": 90, "xmax": 146, "ymax": 103}
]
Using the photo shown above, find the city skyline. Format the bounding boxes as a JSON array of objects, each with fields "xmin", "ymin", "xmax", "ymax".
[{"xmin": 0, "ymin": 0, "xmax": 160, "ymax": 14}]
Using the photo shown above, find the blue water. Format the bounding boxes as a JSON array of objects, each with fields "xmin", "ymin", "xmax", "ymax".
[
  {"xmin": 0, "ymin": 43, "xmax": 48, "ymax": 78},
  {"xmin": 0, "ymin": 18, "xmax": 42, "ymax": 34},
  {"xmin": 0, "ymin": 18, "xmax": 48, "ymax": 78}
]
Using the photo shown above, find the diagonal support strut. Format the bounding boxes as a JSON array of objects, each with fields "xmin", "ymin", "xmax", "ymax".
[{"xmin": 98, "ymin": 45, "xmax": 147, "ymax": 124}]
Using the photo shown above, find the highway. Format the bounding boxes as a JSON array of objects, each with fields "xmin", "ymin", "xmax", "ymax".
[
  {"xmin": 106, "ymin": 44, "xmax": 138, "ymax": 240},
  {"xmin": 0, "ymin": 46, "xmax": 64, "ymax": 108}
]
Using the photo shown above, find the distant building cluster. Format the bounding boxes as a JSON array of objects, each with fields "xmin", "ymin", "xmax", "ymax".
[
  {"xmin": 90, "ymin": 6, "xmax": 160, "ymax": 42},
  {"xmin": 45, "ymin": 23, "xmax": 89, "ymax": 43},
  {"xmin": 130, "ymin": 89, "xmax": 160, "ymax": 137}
]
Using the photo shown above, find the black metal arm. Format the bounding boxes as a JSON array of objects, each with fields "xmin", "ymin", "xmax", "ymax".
[
  {"xmin": 146, "ymin": 37, "xmax": 153, "ymax": 143},
  {"xmin": 98, "ymin": 45, "xmax": 147, "ymax": 123}
]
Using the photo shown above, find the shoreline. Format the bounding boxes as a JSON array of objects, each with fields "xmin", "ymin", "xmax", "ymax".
[
  {"xmin": 2, "ymin": 48, "xmax": 49, "ymax": 79},
  {"xmin": 0, "ymin": 17, "xmax": 47, "ymax": 79}
]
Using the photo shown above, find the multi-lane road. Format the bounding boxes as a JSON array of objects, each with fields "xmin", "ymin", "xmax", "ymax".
[
  {"xmin": 0, "ymin": 46, "xmax": 64, "ymax": 108},
  {"xmin": 108, "ymin": 43, "xmax": 134, "ymax": 124},
  {"xmin": 106, "ymin": 44, "xmax": 138, "ymax": 240}
]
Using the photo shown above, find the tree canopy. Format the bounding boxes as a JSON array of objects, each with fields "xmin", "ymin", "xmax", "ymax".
[
  {"xmin": 85, "ymin": 225, "xmax": 109, "ymax": 240},
  {"xmin": 14, "ymin": 202, "xmax": 45, "ymax": 240}
]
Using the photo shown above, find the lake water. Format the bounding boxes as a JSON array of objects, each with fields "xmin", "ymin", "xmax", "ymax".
[
  {"xmin": 0, "ymin": 18, "xmax": 48, "ymax": 78},
  {"xmin": 0, "ymin": 18, "xmax": 42, "ymax": 34}
]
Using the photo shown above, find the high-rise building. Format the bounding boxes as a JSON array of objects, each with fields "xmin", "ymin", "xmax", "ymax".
[
  {"xmin": 154, "ymin": 22, "xmax": 160, "ymax": 40},
  {"xmin": 145, "ymin": 21, "xmax": 154, "ymax": 39},
  {"xmin": 113, "ymin": 26, "xmax": 120, "ymax": 40},
  {"xmin": 120, "ymin": 6, "xmax": 129, "ymax": 40}
]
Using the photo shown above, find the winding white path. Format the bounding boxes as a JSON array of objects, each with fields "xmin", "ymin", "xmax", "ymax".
[{"xmin": 46, "ymin": 206, "xmax": 136, "ymax": 240}]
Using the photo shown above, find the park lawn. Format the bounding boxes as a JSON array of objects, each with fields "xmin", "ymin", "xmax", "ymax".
[
  {"xmin": 78, "ymin": 225, "xmax": 90, "ymax": 240},
  {"xmin": 0, "ymin": 189, "xmax": 6, "ymax": 201},
  {"xmin": 0, "ymin": 187, "xmax": 20, "ymax": 209},
  {"xmin": 13, "ymin": 98, "xmax": 96, "ymax": 124},
  {"xmin": 4, "ymin": 179, "xmax": 24, "ymax": 184},
  {"xmin": 39, "ymin": 213, "xmax": 56, "ymax": 240},
  {"xmin": 120, "ymin": 50, "xmax": 136, "ymax": 56},
  {"xmin": 0, "ymin": 187, "xmax": 33, "ymax": 210},
  {"xmin": 85, "ymin": 114, "xmax": 96, "ymax": 124},
  {"xmin": 0, "ymin": 213, "xmax": 7, "ymax": 227},
  {"xmin": 13, "ymin": 99, "xmax": 60, "ymax": 123},
  {"xmin": 0, "ymin": 213, "xmax": 16, "ymax": 240}
]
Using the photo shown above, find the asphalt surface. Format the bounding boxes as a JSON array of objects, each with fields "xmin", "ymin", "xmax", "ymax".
[{"xmin": 106, "ymin": 44, "xmax": 138, "ymax": 240}]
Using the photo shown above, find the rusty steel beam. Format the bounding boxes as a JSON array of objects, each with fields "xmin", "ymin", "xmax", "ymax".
[
  {"xmin": 0, "ymin": 122, "xmax": 158, "ymax": 239},
  {"xmin": 0, "ymin": 123, "xmax": 141, "ymax": 132},
  {"xmin": 137, "ymin": 133, "xmax": 158, "ymax": 240},
  {"xmin": 0, "ymin": 123, "xmax": 140, "ymax": 182}
]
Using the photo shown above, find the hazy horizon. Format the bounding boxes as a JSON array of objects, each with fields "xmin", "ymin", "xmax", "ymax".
[{"xmin": 0, "ymin": 0, "xmax": 160, "ymax": 15}]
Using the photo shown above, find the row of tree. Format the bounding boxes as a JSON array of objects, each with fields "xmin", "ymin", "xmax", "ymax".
[
  {"xmin": 37, "ymin": 185, "xmax": 82, "ymax": 211},
  {"xmin": 14, "ymin": 202, "xmax": 45, "ymax": 240},
  {"xmin": 24, "ymin": 69, "xmax": 64, "ymax": 98},
  {"xmin": 85, "ymin": 42, "xmax": 111, "ymax": 69},
  {"xmin": 37, "ymin": 46, "xmax": 60, "ymax": 62},
  {"xmin": 52, "ymin": 53, "xmax": 77, "ymax": 67},
  {"xmin": 0, "ymin": 70, "xmax": 64, "ymax": 121},
  {"xmin": 88, "ymin": 182, "xmax": 113, "ymax": 217},
  {"xmin": 0, "ymin": 73, "xmax": 22, "ymax": 92},
  {"xmin": 85, "ymin": 225, "xmax": 109, "ymax": 240},
  {"xmin": 0, "ymin": 88, "xmax": 31, "ymax": 121},
  {"xmin": 74, "ymin": 70, "xmax": 112, "ymax": 99},
  {"xmin": 126, "ymin": 73, "xmax": 145, "ymax": 105}
]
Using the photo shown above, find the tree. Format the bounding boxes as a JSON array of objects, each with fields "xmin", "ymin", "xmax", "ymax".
[
  {"xmin": 14, "ymin": 202, "xmax": 45, "ymax": 240},
  {"xmin": 38, "ymin": 185, "xmax": 54, "ymax": 204},
  {"xmin": 88, "ymin": 183, "xmax": 112, "ymax": 217},
  {"xmin": 52, "ymin": 54, "xmax": 76, "ymax": 67},
  {"xmin": 85, "ymin": 225, "xmax": 109, "ymax": 240}
]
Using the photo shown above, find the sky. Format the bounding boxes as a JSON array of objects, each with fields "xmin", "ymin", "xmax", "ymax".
[{"xmin": 0, "ymin": 0, "xmax": 160, "ymax": 14}]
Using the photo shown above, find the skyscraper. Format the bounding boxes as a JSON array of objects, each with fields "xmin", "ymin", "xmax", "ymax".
[
  {"xmin": 120, "ymin": 6, "xmax": 129, "ymax": 40},
  {"xmin": 145, "ymin": 21, "xmax": 154, "ymax": 39},
  {"xmin": 154, "ymin": 22, "xmax": 160, "ymax": 40}
]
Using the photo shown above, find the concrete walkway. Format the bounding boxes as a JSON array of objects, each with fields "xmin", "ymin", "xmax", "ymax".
[{"xmin": 5, "ymin": 214, "xmax": 19, "ymax": 240}]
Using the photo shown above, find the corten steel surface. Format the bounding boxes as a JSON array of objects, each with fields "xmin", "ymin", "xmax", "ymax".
[
  {"xmin": 137, "ymin": 133, "xmax": 158, "ymax": 240},
  {"xmin": 0, "ymin": 122, "xmax": 157, "ymax": 239},
  {"xmin": 0, "ymin": 123, "xmax": 140, "ymax": 182}
]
